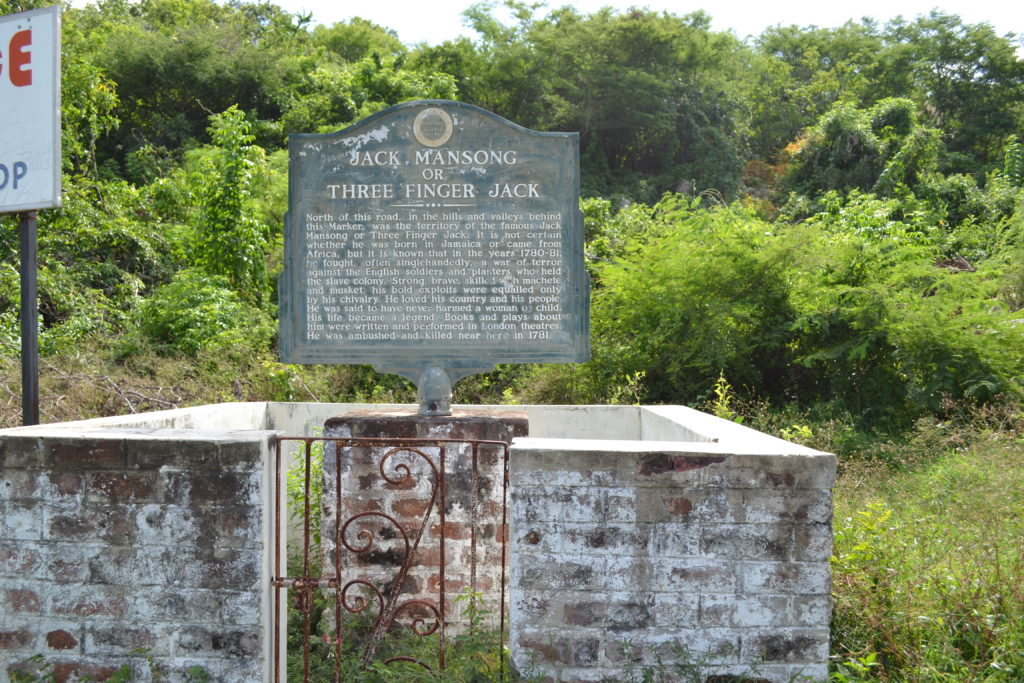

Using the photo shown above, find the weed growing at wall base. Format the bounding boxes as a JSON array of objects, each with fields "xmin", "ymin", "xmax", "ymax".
[
  {"xmin": 608, "ymin": 641, "xmax": 820, "ymax": 683},
  {"xmin": 285, "ymin": 586, "xmax": 523, "ymax": 681},
  {"xmin": 285, "ymin": 440, "xmax": 519, "ymax": 681},
  {"xmin": 8, "ymin": 651, "xmax": 210, "ymax": 682}
]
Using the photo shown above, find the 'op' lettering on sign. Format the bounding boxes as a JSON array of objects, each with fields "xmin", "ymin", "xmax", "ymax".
[{"xmin": 0, "ymin": 162, "xmax": 29, "ymax": 190}]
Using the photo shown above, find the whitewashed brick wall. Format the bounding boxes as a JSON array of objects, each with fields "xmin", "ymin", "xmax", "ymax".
[
  {"xmin": 509, "ymin": 442, "xmax": 835, "ymax": 683},
  {"xmin": 1, "ymin": 430, "xmax": 273, "ymax": 682}
]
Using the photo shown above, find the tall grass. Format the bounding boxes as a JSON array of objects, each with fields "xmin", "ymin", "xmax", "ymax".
[{"xmin": 830, "ymin": 415, "xmax": 1024, "ymax": 681}]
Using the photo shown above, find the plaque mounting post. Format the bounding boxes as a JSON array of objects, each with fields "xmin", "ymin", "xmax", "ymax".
[{"xmin": 416, "ymin": 365, "xmax": 453, "ymax": 416}]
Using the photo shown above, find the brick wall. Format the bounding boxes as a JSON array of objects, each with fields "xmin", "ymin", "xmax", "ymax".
[
  {"xmin": 0, "ymin": 403, "xmax": 836, "ymax": 682},
  {"xmin": 0, "ymin": 429, "xmax": 274, "ymax": 682},
  {"xmin": 509, "ymin": 441, "xmax": 836, "ymax": 683}
]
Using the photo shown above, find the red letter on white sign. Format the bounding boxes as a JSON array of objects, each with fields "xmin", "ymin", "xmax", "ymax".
[{"xmin": 8, "ymin": 29, "xmax": 33, "ymax": 87}]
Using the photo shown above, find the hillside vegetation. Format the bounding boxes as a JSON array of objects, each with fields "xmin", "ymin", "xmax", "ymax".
[{"xmin": 1, "ymin": 1, "xmax": 1023, "ymax": 678}]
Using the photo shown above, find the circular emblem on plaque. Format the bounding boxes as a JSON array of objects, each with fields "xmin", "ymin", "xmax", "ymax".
[{"xmin": 413, "ymin": 107, "xmax": 454, "ymax": 147}]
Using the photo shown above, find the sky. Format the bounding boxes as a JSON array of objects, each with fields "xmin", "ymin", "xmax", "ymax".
[{"xmin": 272, "ymin": 0, "xmax": 1022, "ymax": 46}]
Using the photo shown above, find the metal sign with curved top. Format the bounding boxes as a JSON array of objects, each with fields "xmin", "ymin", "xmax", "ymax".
[{"xmin": 279, "ymin": 100, "xmax": 589, "ymax": 412}]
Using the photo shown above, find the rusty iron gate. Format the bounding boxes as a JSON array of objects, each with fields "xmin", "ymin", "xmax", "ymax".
[{"xmin": 273, "ymin": 436, "xmax": 510, "ymax": 681}]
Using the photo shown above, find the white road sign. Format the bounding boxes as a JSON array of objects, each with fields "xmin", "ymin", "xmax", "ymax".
[{"xmin": 1, "ymin": 6, "xmax": 61, "ymax": 213}]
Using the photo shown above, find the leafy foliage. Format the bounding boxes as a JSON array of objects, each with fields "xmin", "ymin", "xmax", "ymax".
[
  {"xmin": 459, "ymin": 4, "xmax": 747, "ymax": 200},
  {"xmin": 191, "ymin": 107, "xmax": 270, "ymax": 301},
  {"xmin": 757, "ymin": 13, "xmax": 1024, "ymax": 178},
  {"xmin": 522, "ymin": 182, "xmax": 1024, "ymax": 432},
  {"xmin": 313, "ymin": 17, "xmax": 404, "ymax": 63},
  {"xmin": 785, "ymin": 99, "xmax": 942, "ymax": 198},
  {"xmin": 138, "ymin": 269, "xmax": 272, "ymax": 356},
  {"xmin": 586, "ymin": 198, "xmax": 796, "ymax": 405},
  {"xmin": 3, "ymin": 0, "xmax": 1021, "ymax": 433}
]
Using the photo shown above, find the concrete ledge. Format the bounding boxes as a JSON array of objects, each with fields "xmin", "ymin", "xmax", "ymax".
[
  {"xmin": 3, "ymin": 402, "xmax": 819, "ymax": 452},
  {"xmin": 0, "ymin": 402, "xmax": 271, "ymax": 433}
]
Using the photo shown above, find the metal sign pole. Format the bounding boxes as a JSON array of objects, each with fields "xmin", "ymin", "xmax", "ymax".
[
  {"xmin": 20, "ymin": 211, "xmax": 39, "ymax": 425},
  {"xmin": 2, "ymin": 6, "xmax": 62, "ymax": 425}
]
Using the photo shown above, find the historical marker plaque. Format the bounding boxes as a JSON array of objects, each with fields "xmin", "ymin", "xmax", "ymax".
[{"xmin": 280, "ymin": 100, "xmax": 589, "ymax": 390}]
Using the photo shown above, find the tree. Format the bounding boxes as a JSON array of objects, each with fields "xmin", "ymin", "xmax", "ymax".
[
  {"xmin": 192, "ymin": 107, "xmax": 270, "ymax": 303},
  {"xmin": 881, "ymin": 12, "xmax": 1024, "ymax": 175},
  {"xmin": 460, "ymin": 4, "xmax": 749, "ymax": 199},
  {"xmin": 313, "ymin": 17, "xmax": 404, "ymax": 63},
  {"xmin": 75, "ymin": 0, "xmax": 317, "ymax": 167},
  {"xmin": 749, "ymin": 21, "xmax": 885, "ymax": 163},
  {"xmin": 60, "ymin": 10, "xmax": 121, "ymax": 177},
  {"xmin": 756, "ymin": 13, "xmax": 1024, "ymax": 177},
  {"xmin": 785, "ymin": 99, "xmax": 940, "ymax": 198}
]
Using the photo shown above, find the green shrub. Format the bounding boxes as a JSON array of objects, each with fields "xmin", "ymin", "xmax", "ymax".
[
  {"xmin": 192, "ymin": 107, "xmax": 271, "ymax": 303},
  {"xmin": 548, "ymin": 191, "xmax": 1024, "ymax": 430},
  {"xmin": 786, "ymin": 104, "xmax": 884, "ymax": 196},
  {"xmin": 787, "ymin": 194, "xmax": 1023, "ymax": 428},
  {"xmin": 138, "ymin": 269, "xmax": 273, "ymax": 356},
  {"xmin": 583, "ymin": 199, "xmax": 796, "ymax": 404}
]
